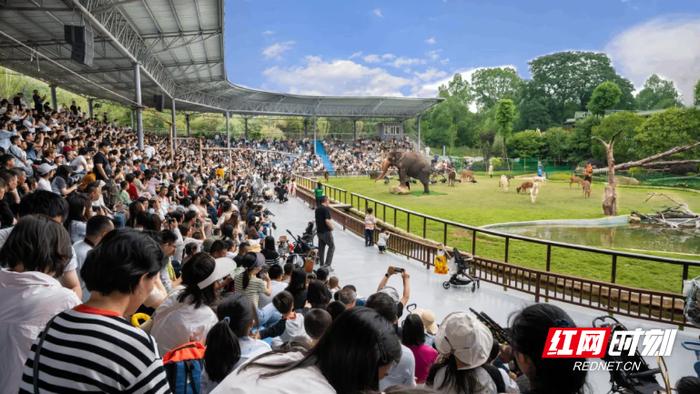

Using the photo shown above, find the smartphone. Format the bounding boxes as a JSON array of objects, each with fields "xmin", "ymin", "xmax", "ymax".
[{"xmin": 393, "ymin": 267, "xmax": 405, "ymax": 273}]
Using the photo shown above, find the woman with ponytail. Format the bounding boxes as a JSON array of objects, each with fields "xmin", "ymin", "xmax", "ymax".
[
  {"xmin": 233, "ymin": 252, "xmax": 271, "ymax": 309},
  {"xmin": 201, "ymin": 317, "xmax": 242, "ymax": 393},
  {"xmin": 213, "ymin": 293, "xmax": 271, "ymax": 372},
  {"xmin": 509, "ymin": 304, "xmax": 587, "ymax": 394},
  {"xmin": 149, "ymin": 252, "xmax": 234, "ymax": 354}
]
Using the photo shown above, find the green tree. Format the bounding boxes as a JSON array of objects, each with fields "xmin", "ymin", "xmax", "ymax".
[
  {"xmin": 507, "ymin": 130, "xmax": 545, "ymax": 159},
  {"xmin": 542, "ymin": 127, "xmax": 571, "ymax": 164},
  {"xmin": 591, "ymin": 112, "xmax": 644, "ymax": 164},
  {"xmin": 635, "ymin": 107, "xmax": 700, "ymax": 157},
  {"xmin": 529, "ymin": 51, "xmax": 635, "ymax": 122},
  {"xmin": 495, "ymin": 99, "xmax": 517, "ymax": 168},
  {"xmin": 438, "ymin": 73, "xmax": 471, "ymax": 105},
  {"xmin": 635, "ymin": 74, "xmax": 681, "ymax": 110},
  {"xmin": 515, "ymin": 81, "xmax": 553, "ymax": 131},
  {"xmin": 569, "ymin": 116, "xmax": 600, "ymax": 163},
  {"xmin": 470, "ymin": 67, "xmax": 523, "ymax": 109},
  {"xmin": 587, "ymin": 81, "xmax": 622, "ymax": 116},
  {"xmin": 695, "ymin": 79, "xmax": 700, "ymax": 106}
]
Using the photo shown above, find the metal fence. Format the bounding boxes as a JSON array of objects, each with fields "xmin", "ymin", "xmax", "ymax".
[{"xmin": 294, "ymin": 174, "xmax": 694, "ymax": 326}]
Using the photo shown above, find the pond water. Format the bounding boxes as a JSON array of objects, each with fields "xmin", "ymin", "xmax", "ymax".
[{"xmin": 491, "ymin": 223, "xmax": 700, "ymax": 256}]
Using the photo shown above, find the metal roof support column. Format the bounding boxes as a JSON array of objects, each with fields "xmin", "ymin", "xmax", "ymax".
[
  {"xmin": 185, "ymin": 114, "xmax": 191, "ymax": 137},
  {"xmin": 417, "ymin": 115, "xmax": 422, "ymax": 152},
  {"xmin": 353, "ymin": 119, "xmax": 357, "ymax": 140},
  {"xmin": 244, "ymin": 116, "xmax": 249, "ymax": 140},
  {"xmin": 134, "ymin": 63, "xmax": 144, "ymax": 150},
  {"xmin": 49, "ymin": 85, "xmax": 57, "ymax": 111},
  {"xmin": 88, "ymin": 98, "xmax": 94, "ymax": 119},
  {"xmin": 171, "ymin": 99, "xmax": 177, "ymax": 152},
  {"xmin": 313, "ymin": 116, "xmax": 317, "ymax": 155},
  {"xmin": 225, "ymin": 111, "xmax": 230, "ymax": 148}
]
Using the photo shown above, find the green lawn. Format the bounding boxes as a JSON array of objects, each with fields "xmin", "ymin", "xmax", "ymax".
[{"xmin": 324, "ymin": 174, "xmax": 700, "ymax": 293}]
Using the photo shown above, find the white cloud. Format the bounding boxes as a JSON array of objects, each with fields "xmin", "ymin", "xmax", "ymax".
[
  {"xmin": 381, "ymin": 53, "xmax": 396, "ymax": 60},
  {"xmin": 263, "ymin": 56, "xmax": 412, "ymax": 96},
  {"xmin": 262, "ymin": 30, "xmax": 275, "ymax": 36},
  {"xmin": 392, "ymin": 56, "xmax": 426, "ymax": 68},
  {"xmin": 349, "ymin": 51, "xmax": 363, "ymax": 59},
  {"xmin": 426, "ymin": 49, "xmax": 443, "ymax": 61},
  {"xmin": 372, "ymin": 8, "xmax": 383, "ymax": 18},
  {"xmin": 415, "ymin": 68, "xmax": 448, "ymax": 81},
  {"xmin": 606, "ymin": 16, "xmax": 700, "ymax": 104},
  {"xmin": 262, "ymin": 41, "xmax": 295, "ymax": 60},
  {"xmin": 425, "ymin": 36, "xmax": 437, "ymax": 45},
  {"xmin": 363, "ymin": 54, "xmax": 382, "ymax": 63}
]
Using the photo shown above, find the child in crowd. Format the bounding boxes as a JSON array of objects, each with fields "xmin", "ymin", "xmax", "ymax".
[
  {"xmin": 259, "ymin": 291, "xmax": 308, "ymax": 349},
  {"xmin": 377, "ymin": 228, "xmax": 390, "ymax": 254},
  {"xmin": 364, "ymin": 207, "xmax": 376, "ymax": 246},
  {"xmin": 303, "ymin": 308, "xmax": 333, "ymax": 346},
  {"xmin": 328, "ymin": 276, "xmax": 340, "ymax": 296}
]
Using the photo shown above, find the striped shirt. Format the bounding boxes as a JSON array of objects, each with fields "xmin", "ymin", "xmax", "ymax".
[{"xmin": 19, "ymin": 305, "xmax": 171, "ymax": 394}]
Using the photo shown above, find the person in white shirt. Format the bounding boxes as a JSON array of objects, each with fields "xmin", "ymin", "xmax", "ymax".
[
  {"xmin": 73, "ymin": 215, "xmax": 114, "ymax": 302},
  {"xmin": 148, "ymin": 253, "xmax": 234, "ymax": 355},
  {"xmin": 35, "ymin": 163, "xmax": 56, "ymax": 192},
  {"xmin": 0, "ymin": 215, "xmax": 81, "ymax": 394},
  {"xmin": 211, "ymin": 307, "xmax": 401, "ymax": 394}
]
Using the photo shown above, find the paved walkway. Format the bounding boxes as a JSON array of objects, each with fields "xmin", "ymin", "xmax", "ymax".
[{"xmin": 267, "ymin": 197, "xmax": 699, "ymax": 390}]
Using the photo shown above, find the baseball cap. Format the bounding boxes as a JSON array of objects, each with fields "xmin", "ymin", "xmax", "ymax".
[
  {"xmin": 197, "ymin": 257, "xmax": 236, "ymax": 289},
  {"xmin": 434, "ymin": 312, "xmax": 493, "ymax": 369},
  {"xmin": 36, "ymin": 163, "xmax": 57, "ymax": 175},
  {"xmin": 414, "ymin": 308, "xmax": 438, "ymax": 335},
  {"xmin": 378, "ymin": 286, "xmax": 400, "ymax": 304},
  {"xmin": 241, "ymin": 252, "xmax": 265, "ymax": 269}
]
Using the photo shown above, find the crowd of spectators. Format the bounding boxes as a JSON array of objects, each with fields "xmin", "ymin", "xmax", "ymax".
[
  {"xmin": 322, "ymin": 137, "xmax": 414, "ymax": 175},
  {"xmin": 2, "ymin": 90, "xmax": 695, "ymax": 394}
]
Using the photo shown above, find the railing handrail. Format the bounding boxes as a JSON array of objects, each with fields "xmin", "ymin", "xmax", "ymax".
[{"xmin": 296, "ymin": 175, "xmax": 700, "ymax": 267}]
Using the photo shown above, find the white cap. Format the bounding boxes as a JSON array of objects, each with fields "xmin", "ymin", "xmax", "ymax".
[
  {"xmin": 414, "ymin": 308, "xmax": 438, "ymax": 335},
  {"xmin": 435, "ymin": 312, "xmax": 493, "ymax": 369},
  {"xmin": 36, "ymin": 163, "xmax": 57, "ymax": 175},
  {"xmin": 197, "ymin": 257, "xmax": 236, "ymax": 289}
]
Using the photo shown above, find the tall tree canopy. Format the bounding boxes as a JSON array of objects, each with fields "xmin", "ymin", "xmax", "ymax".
[
  {"xmin": 635, "ymin": 107, "xmax": 700, "ymax": 157},
  {"xmin": 587, "ymin": 81, "xmax": 622, "ymax": 116},
  {"xmin": 528, "ymin": 51, "xmax": 634, "ymax": 122},
  {"xmin": 635, "ymin": 74, "xmax": 681, "ymax": 110},
  {"xmin": 438, "ymin": 73, "xmax": 471, "ymax": 105},
  {"xmin": 470, "ymin": 67, "xmax": 523, "ymax": 110},
  {"xmin": 591, "ymin": 112, "xmax": 643, "ymax": 163},
  {"xmin": 694, "ymin": 79, "xmax": 700, "ymax": 106}
]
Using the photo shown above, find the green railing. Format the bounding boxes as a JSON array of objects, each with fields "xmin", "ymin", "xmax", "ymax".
[
  {"xmin": 295, "ymin": 175, "xmax": 699, "ymax": 293},
  {"xmin": 294, "ymin": 175, "xmax": 691, "ymax": 326}
]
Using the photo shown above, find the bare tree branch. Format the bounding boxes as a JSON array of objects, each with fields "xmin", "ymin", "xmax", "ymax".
[{"xmin": 593, "ymin": 141, "xmax": 700, "ymax": 174}]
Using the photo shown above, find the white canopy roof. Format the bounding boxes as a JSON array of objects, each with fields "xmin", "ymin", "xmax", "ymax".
[{"xmin": 0, "ymin": 0, "xmax": 441, "ymax": 118}]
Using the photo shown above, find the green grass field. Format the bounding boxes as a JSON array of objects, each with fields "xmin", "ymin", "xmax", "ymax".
[{"xmin": 325, "ymin": 174, "xmax": 700, "ymax": 293}]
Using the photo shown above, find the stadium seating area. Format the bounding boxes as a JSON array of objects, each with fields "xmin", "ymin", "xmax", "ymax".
[{"xmin": 2, "ymin": 93, "xmax": 698, "ymax": 394}]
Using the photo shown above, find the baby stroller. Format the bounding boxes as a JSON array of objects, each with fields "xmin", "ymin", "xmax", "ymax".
[
  {"xmin": 286, "ymin": 223, "xmax": 317, "ymax": 272},
  {"xmin": 442, "ymin": 248, "xmax": 480, "ymax": 292},
  {"xmin": 592, "ymin": 316, "xmax": 670, "ymax": 394}
]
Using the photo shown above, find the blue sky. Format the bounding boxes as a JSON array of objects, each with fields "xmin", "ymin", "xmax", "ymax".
[{"xmin": 224, "ymin": 0, "xmax": 700, "ymax": 102}]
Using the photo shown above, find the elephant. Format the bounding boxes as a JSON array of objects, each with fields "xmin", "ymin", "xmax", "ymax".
[{"xmin": 375, "ymin": 151, "xmax": 432, "ymax": 194}]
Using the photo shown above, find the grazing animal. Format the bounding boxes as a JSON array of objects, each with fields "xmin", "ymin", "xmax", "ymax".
[
  {"xmin": 460, "ymin": 169, "xmax": 476, "ymax": 183},
  {"xmin": 447, "ymin": 169, "xmax": 457, "ymax": 186},
  {"xmin": 569, "ymin": 174, "xmax": 584, "ymax": 188},
  {"xmin": 582, "ymin": 180, "xmax": 591, "ymax": 198},
  {"xmin": 516, "ymin": 181, "xmax": 533, "ymax": 194},
  {"xmin": 499, "ymin": 175, "xmax": 510, "ymax": 192},
  {"xmin": 530, "ymin": 182, "xmax": 540, "ymax": 203},
  {"xmin": 533, "ymin": 176, "xmax": 547, "ymax": 183}
]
